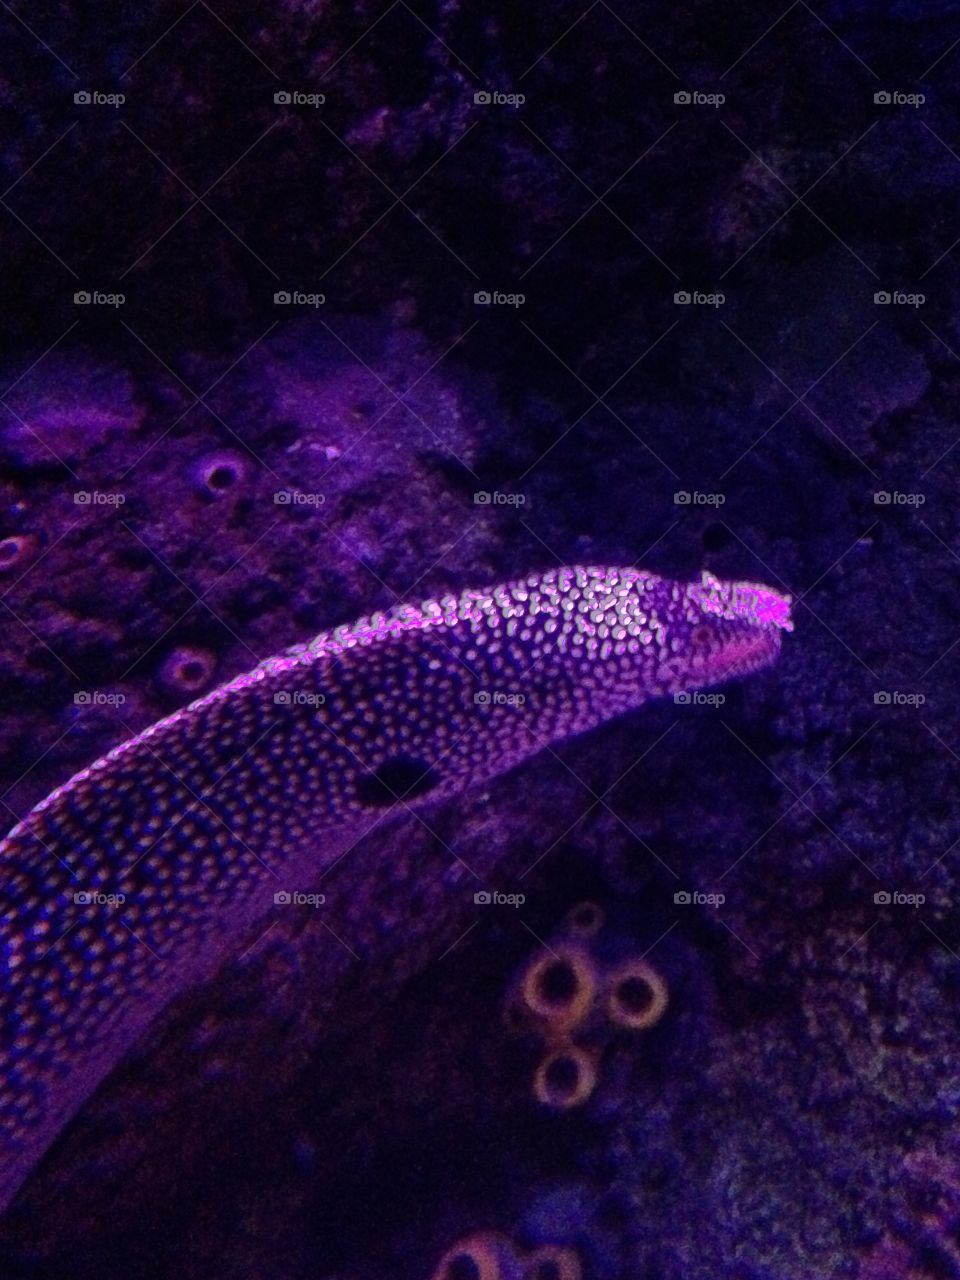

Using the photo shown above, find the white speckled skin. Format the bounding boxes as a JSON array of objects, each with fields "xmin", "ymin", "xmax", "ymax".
[{"xmin": 0, "ymin": 564, "xmax": 791, "ymax": 1212}]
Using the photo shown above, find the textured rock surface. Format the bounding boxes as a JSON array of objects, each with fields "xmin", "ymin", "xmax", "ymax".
[{"xmin": 0, "ymin": 2, "xmax": 957, "ymax": 1278}]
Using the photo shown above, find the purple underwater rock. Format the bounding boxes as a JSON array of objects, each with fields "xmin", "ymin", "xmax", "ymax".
[{"xmin": 1, "ymin": 355, "xmax": 144, "ymax": 469}]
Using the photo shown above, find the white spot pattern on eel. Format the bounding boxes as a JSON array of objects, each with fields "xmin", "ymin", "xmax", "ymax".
[{"xmin": 0, "ymin": 564, "xmax": 792, "ymax": 1211}]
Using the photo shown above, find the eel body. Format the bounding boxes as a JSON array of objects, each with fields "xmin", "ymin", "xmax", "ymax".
[{"xmin": 0, "ymin": 564, "xmax": 792, "ymax": 1211}]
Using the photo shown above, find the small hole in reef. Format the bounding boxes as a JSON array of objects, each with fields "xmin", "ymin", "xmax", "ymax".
[
  {"xmin": 537, "ymin": 959, "xmax": 578, "ymax": 1007},
  {"xmin": 691, "ymin": 624, "xmax": 713, "ymax": 647},
  {"xmin": 357, "ymin": 755, "xmax": 441, "ymax": 805},
  {"xmin": 568, "ymin": 901, "xmax": 602, "ymax": 933},
  {"xmin": 208, "ymin": 465, "xmax": 236, "ymax": 490},
  {"xmin": 544, "ymin": 1053, "xmax": 580, "ymax": 1095},
  {"xmin": 532, "ymin": 1263, "xmax": 562, "ymax": 1280},
  {"xmin": 616, "ymin": 976, "xmax": 654, "ymax": 1015},
  {"xmin": 179, "ymin": 660, "xmax": 206, "ymax": 683},
  {"xmin": 446, "ymin": 1256, "xmax": 481, "ymax": 1280}
]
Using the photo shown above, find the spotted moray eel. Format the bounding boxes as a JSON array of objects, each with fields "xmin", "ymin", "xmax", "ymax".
[{"xmin": 0, "ymin": 564, "xmax": 792, "ymax": 1211}]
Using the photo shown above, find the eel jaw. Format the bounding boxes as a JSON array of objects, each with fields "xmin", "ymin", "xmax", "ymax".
[{"xmin": 677, "ymin": 570, "xmax": 793, "ymax": 690}]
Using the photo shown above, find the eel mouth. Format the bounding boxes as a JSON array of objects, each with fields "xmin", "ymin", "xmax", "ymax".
[
  {"xmin": 707, "ymin": 623, "xmax": 783, "ymax": 683},
  {"xmin": 682, "ymin": 614, "xmax": 788, "ymax": 690},
  {"xmin": 683, "ymin": 570, "xmax": 793, "ymax": 684}
]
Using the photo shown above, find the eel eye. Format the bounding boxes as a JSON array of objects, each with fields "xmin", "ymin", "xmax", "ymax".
[
  {"xmin": 357, "ymin": 755, "xmax": 441, "ymax": 806},
  {"xmin": 691, "ymin": 624, "xmax": 714, "ymax": 648}
]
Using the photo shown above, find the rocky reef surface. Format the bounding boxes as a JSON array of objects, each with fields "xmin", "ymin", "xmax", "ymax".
[{"xmin": 1, "ymin": 3, "xmax": 958, "ymax": 1277}]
